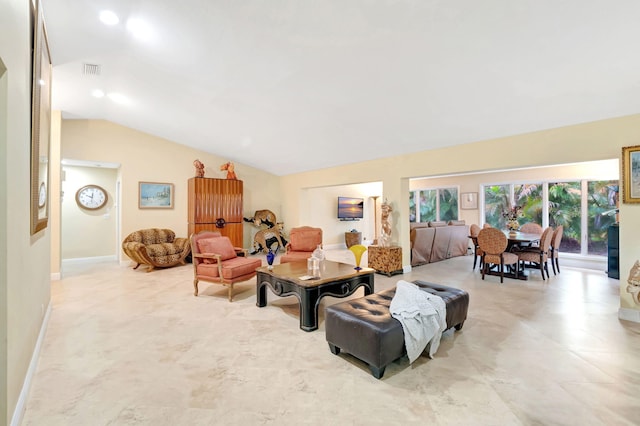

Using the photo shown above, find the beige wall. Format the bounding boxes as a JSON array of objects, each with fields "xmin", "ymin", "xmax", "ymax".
[
  {"xmin": 60, "ymin": 120, "xmax": 282, "ymax": 259},
  {"xmin": 1, "ymin": 0, "xmax": 53, "ymax": 423},
  {"xmin": 306, "ymin": 182, "xmax": 383, "ymax": 246},
  {"xmin": 61, "ymin": 165, "xmax": 118, "ymax": 259},
  {"xmin": 280, "ymin": 115, "xmax": 640, "ymax": 319}
]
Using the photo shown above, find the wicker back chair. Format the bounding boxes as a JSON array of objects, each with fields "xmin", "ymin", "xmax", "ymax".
[
  {"xmin": 516, "ymin": 226, "xmax": 554, "ymax": 280},
  {"xmin": 469, "ymin": 224, "xmax": 483, "ymax": 270},
  {"xmin": 549, "ymin": 226, "xmax": 564, "ymax": 275},
  {"xmin": 519, "ymin": 222, "xmax": 543, "ymax": 234},
  {"xmin": 477, "ymin": 227, "xmax": 519, "ymax": 283}
]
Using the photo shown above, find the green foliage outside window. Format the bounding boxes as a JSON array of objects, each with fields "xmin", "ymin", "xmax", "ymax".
[
  {"xmin": 587, "ymin": 181, "xmax": 618, "ymax": 255},
  {"xmin": 484, "ymin": 185, "xmax": 510, "ymax": 228},
  {"xmin": 439, "ymin": 188, "xmax": 459, "ymax": 222},
  {"xmin": 419, "ymin": 189, "xmax": 437, "ymax": 222},
  {"xmin": 549, "ymin": 182, "xmax": 582, "ymax": 253},
  {"xmin": 514, "ymin": 184, "xmax": 543, "ymax": 226}
]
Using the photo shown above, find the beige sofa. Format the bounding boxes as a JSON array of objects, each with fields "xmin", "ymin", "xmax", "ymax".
[{"xmin": 410, "ymin": 220, "xmax": 469, "ymax": 267}]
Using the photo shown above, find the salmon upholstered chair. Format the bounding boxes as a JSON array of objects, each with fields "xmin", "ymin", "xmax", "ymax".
[
  {"xmin": 516, "ymin": 226, "xmax": 554, "ymax": 280},
  {"xmin": 280, "ymin": 226, "xmax": 323, "ymax": 263},
  {"xmin": 122, "ymin": 228, "xmax": 190, "ymax": 272},
  {"xmin": 190, "ymin": 231, "xmax": 262, "ymax": 301},
  {"xmin": 478, "ymin": 227, "xmax": 519, "ymax": 283}
]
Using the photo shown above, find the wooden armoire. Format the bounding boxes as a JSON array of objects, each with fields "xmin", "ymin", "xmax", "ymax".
[{"xmin": 188, "ymin": 177, "xmax": 243, "ymax": 247}]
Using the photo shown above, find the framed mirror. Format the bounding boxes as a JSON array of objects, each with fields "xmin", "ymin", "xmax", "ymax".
[{"xmin": 30, "ymin": 0, "xmax": 52, "ymax": 235}]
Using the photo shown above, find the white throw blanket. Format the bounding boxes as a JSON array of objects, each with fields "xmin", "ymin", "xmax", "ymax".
[{"xmin": 389, "ymin": 280, "xmax": 447, "ymax": 364}]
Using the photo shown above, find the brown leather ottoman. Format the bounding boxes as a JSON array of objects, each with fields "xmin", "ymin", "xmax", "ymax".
[{"xmin": 325, "ymin": 280, "xmax": 469, "ymax": 379}]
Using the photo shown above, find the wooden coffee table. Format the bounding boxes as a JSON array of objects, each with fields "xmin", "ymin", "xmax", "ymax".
[{"xmin": 256, "ymin": 260, "xmax": 375, "ymax": 331}]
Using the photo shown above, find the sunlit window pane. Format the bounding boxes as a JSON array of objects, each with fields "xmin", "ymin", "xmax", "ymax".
[
  {"xmin": 549, "ymin": 182, "xmax": 581, "ymax": 254},
  {"xmin": 587, "ymin": 181, "xmax": 618, "ymax": 255}
]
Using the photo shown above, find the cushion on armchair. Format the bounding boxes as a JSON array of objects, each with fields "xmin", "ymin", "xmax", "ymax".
[{"xmin": 197, "ymin": 237, "xmax": 237, "ymax": 263}]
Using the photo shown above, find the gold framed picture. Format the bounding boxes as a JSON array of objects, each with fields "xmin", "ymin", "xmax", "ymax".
[
  {"xmin": 622, "ymin": 145, "xmax": 640, "ymax": 204},
  {"xmin": 139, "ymin": 182, "xmax": 174, "ymax": 209},
  {"xmin": 30, "ymin": 0, "xmax": 52, "ymax": 235}
]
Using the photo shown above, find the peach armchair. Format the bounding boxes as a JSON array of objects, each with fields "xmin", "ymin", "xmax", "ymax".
[
  {"xmin": 122, "ymin": 228, "xmax": 190, "ymax": 272},
  {"xmin": 280, "ymin": 226, "xmax": 323, "ymax": 263},
  {"xmin": 190, "ymin": 231, "xmax": 262, "ymax": 301}
]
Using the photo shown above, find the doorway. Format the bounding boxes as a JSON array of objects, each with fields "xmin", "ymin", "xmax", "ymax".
[{"xmin": 60, "ymin": 160, "xmax": 120, "ymax": 276}]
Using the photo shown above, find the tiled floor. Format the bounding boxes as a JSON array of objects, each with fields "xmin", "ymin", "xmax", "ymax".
[{"xmin": 21, "ymin": 251, "xmax": 640, "ymax": 425}]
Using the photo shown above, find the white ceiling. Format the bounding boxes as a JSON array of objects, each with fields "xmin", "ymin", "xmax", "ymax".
[{"xmin": 43, "ymin": 0, "xmax": 640, "ymax": 176}]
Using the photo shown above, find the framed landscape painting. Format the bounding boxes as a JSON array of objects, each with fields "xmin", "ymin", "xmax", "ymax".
[
  {"xmin": 622, "ymin": 145, "xmax": 640, "ymax": 204},
  {"xmin": 139, "ymin": 182, "xmax": 174, "ymax": 209}
]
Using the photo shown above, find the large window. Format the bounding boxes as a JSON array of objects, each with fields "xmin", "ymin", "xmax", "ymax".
[
  {"xmin": 409, "ymin": 187, "xmax": 458, "ymax": 222},
  {"xmin": 484, "ymin": 179, "xmax": 618, "ymax": 257},
  {"xmin": 485, "ymin": 184, "xmax": 542, "ymax": 228},
  {"xmin": 587, "ymin": 181, "xmax": 618, "ymax": 255},
  {"xmin": 549, "ymin": 181, "xmax": 582, "ymax": 254}
]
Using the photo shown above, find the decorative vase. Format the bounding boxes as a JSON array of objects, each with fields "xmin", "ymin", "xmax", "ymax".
[
  {"xmin": 266, "ymin": 248, "xmax": 275, "ymax": 270},
  {"xmin": 507, "ymin": 219, "xmax": 520, "ymax": 232},
  {"xmin": 312, "ymin": 244, "xmax": 325, "ymax": 261},
  {"xmin": 349, "ymin": 244, "xmax": 367, "ymax": 270}
]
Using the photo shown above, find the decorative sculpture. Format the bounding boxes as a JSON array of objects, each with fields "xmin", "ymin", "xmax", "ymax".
[
  {"xmin": 220, "ymin": 161, "xmax": 238, "ymax": 180},
  {"xmin": 244, "ymin": 209, "xmax": 277, "ymax": 228},
  {"xmin": 251, "ymin": 222, "xmax": 287, "ymax": 254},
  {"xmin": 193, "ymin": 159, "xmax": 205, "ymax": 177},
  {"xmin": 380, "ymin": 200, "xmax": 393, "ymax": 247},
  {"xmin": 627, "ymin": 260, "xmax": 640, "ymax": 305}
]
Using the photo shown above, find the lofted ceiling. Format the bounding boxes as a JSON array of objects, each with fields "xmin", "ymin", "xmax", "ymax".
[{"xmin": 43, "ymin": 0, "xmax": 640, "ymax": 176}]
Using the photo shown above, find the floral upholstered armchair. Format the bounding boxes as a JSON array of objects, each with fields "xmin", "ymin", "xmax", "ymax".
[{"xmin": 122, "ymin": 228, "xmax": 191, "ymax": 272}]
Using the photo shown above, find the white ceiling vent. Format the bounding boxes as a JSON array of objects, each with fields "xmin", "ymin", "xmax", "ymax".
[{"xmin": 82, "ymin": 63, "xmax": 101, "ymax": 76}]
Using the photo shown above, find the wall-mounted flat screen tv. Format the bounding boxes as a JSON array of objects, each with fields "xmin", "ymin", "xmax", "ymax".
[{"xmin": 337, "ymin": 196, "xmax": 364, "ymax": 220}]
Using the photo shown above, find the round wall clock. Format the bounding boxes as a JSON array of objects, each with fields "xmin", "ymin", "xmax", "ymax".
[
  {"xmin": 38, "ymin": 182, "xmax": 47, "ymax": 208},
  {"xmin": 75, "ymin": 184, "xmax": 108, "ymax": 210}
]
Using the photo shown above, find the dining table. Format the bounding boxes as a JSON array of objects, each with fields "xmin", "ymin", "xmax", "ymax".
[
  {"xmin": 503, "ymin": 230, "xmax": 542, "ymax": 248},
  {"xmin": 481, "ymin": 230, "xmax": 542, "ymax": 281}
]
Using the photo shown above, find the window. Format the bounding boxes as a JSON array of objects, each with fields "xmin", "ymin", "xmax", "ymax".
[
  {"xmin": 549, "ymin": 181, "xmax": 582, "ymax": 254},
  {"xmin": 484, "ymin": 178, "xmax": 619, "ymax": 257},
  {"xmin": 409, "ymin": 187, "xmax": 458, "ymax": 222},
  {"xmin": 587, "ymin": 181, "xmax": 618, "ymax": 255},
  {"xmin": 484, "ymin": 185, "xmax": 509, "ymax": 228},
  {"xmin": 514, "ymin": 183, "xmax": 543, "ymax": 226}
]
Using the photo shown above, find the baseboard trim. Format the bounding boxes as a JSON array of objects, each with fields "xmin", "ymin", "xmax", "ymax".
[
  {"xmin": 62, "ymin": 255, "xmax": 117, "ymax": 265},
  {"xmin": 618, "ymin": 307, "xmax": 640, "ymax": 323},
  {"xmin": 11, "ymin": 302, "xmax": 51, "ymax": 426}
]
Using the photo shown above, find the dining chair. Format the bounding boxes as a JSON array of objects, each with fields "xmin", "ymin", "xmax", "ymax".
[
  {"xmin": 549, "ymin": 226, "xmax": 564, "ymax": 275},
  {"xmin": 469, "ymin": 224, "xmax": 483, "ymax": 270},
  {"xmin": 519, "ymin": 222, "xmax": 543, "ymax": 235},
  {"xmin": 477, "ymin": 227, "xmax": 519, "ymax": 283},
  {"xmin": 516, "ymin": 226, "xmax": 553, "ymax": 280}
]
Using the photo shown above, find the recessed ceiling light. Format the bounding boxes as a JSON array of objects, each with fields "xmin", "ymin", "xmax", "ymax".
[
  {"xmin": 99, "ymin": 10, "xmax": 119, "ymax": 26},
  {"xmin": 91, "ymin": 89, "xmax": 105, "ymax": 98}
]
